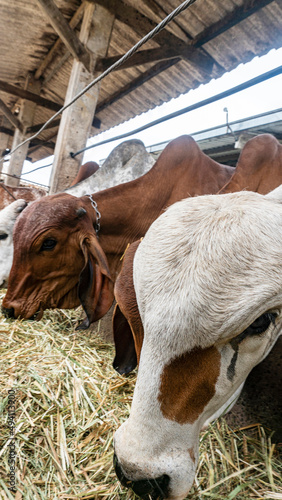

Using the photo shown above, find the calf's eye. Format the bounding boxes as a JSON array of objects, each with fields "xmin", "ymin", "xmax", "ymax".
[
  {"xmin": 40, "ymin": 238, "xmax": 57, "ymax": 251},
  {"xmin": 0, "ymin": 233, "xmax": 8, "ymax": 240},
  {"xmin": 244, "ymin": 312, "xmax": 277, "ymax": 336},
  {"xmin": 228, "ymin": 311, "xmax": 278, "ymax": 381}
]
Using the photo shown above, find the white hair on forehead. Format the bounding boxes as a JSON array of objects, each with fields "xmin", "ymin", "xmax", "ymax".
[
  {"xmin": 0, "ymin": 199, "xmax": 27, "ymax": 286},
  {"xmin": 134, "ymin": 191, "xmax": 282, "ymax": 354}
]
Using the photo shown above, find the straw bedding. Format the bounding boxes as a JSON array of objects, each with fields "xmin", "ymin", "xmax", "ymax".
[{"xmin": 0, "ymin": 291, "xmax": 281, "ymax": 500}]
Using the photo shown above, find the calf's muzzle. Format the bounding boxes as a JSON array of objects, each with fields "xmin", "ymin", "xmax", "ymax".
[
  {"xmin": 2, "ymin": 306, "xmax": 15, "ymax": 319},
  {"xmin": 114, "ymin": 453, "xmax": 170, "ymax": 499},
  {"xmin": 1, "ymin": 305, "xmax": 43, "ymax": 321}
]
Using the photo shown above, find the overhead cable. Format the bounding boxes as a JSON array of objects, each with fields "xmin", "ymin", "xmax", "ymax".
[
  {"xmin": 1, "ymin": 0, "xmax": 197, "ymax": 165},
  {"xmin": 70, "ymin": 65, "xmax": 282, "ymax": 157}
]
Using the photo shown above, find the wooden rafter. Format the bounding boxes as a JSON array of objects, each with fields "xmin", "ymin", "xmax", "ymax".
[
  {"xmin": 96, "ymin": 45, "xmax": 213, "ymax": 74},
  {"xmin": 28, "ymin": 132, "xmax": 56, "ymax": 153},
  {"xmin": 96, "ymin": 0, "xmax": 275, "ymax": 116},
  {"xmin": 0, "ymin": 99, "xmax": 23, "ymax": 132},
  {"xmin": 35, "ymin": 1, "xmax": 86, "ymax": 80},
  {"xmin": 27, "ymin": 115, "xmax": 101, "ymax": 135},
  {"xmin": 0, "ymin": 80, "xmax": 62, "ymax": 112},
  {"xmin": 94, "ymin": 0, "xmax": 215, "ymax": 71},
  {"xmin": 37, "ymin": 0, "xmax": 91, "ymax": 72},
  {"xmin": 192, "ymin": 0, "xmax": 275, "ymax": 47},
  {"xmin": 0, "ymin": 126, "xmax": 13, "ymax": 137},
  {"xmin": 42, "ymin": 51, "xmax": 70, "ymax": 86},
  {"xmin": 27, "ymin": 119, "xmax": 61, "ymax": 135}
]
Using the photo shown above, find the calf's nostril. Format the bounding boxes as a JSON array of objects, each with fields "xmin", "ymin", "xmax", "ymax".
[
  {"xmin": 113, "ymin": 453, "xmax": 170, "ymax": 499},
  {"xmin": 2, "ymin": 306, "xmax": 15, "ymax": 318},
  {"xmin": 131, "ymin": 474, "xmax": 170, "ymax": 499}
]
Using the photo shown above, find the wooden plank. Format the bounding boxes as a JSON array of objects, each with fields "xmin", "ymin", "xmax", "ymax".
[
  {"xmin": 96, "ymin": 48, "xmax": 174, "ymax": 71},
  {"xmin": 49, "ymin": 3, "xmax": 115, "ymax": 193},
  {"xmin": 138, "ymin": 0, "xmax": 189, "ymax": 40},
  {"xmin": 4, "ymin": 77, "xmax": 41, "ymax": 187},
  {"xmin": 37, "ymin": 0, "xmax": 91, "ymax": 72},
  {"xmin": 93, "ymin": 0, "xmax": 215, "ymax": 69},
  {"xmin": 97, "ymin": 45, "xmax": 213, "ymax": 74},
  {"xmin": 193, "ymin": 0, "xmax": 275, "ymax": 46},
  {"xmin": 27, "ymin": 119, "xmax": 61, "ymax": 135},
  {"xmin": 0, "ymin": 117, "xmax": 11, "ymax": 175},
  {"xmin": 42, "ymin": 51, "xmax": 70, "ymax": 85},
  {"xmin": 26, "ymin": 115, "xmax": 100, "ymax": 135},
  {"xmin": 28, "ymin": 132, "xmax": 56, "ymax": 154},
  {"xmin": 0, "ymin": 99, "xmax": 24, "ymax": 132},
  {"xmin": 93, "ymin": 0, "xmax": 183, "ymax": 44},
  {"xmin": 95, "ymin": 0, "xmax": 273, "ymax": 116},
  {"xmin": 0, "ymin": 80, "xmax": 62, "ymax": 112},
  {"xmin": 35, "ymin": 1, "xmax": 86, "ymax": 80},
  {"xmin": 0, "ymin": 126, "xmax": 13, "ymax": 137}
]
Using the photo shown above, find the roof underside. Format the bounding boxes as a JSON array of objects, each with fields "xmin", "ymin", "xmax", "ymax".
[{"xmin": 0, "ymin": 0, "xmax": 282, "ymax": 162}]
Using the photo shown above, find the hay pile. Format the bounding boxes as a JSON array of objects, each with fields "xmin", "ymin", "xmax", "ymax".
[{"xmin": 0, "ymin": 291, "xmax": 281, "ymax": 500}]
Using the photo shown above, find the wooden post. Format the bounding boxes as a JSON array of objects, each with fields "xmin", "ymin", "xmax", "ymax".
[
  {"xmin": 4, "ymin": 76, "xmax": 41, "ymax": 187},
  {"xmin": 0, "ymin": 117, "xmax": 11, "ymax": 177},
  {"xmin": 49, "ymin": 3, "xmax": 115, "ymax": 193}
]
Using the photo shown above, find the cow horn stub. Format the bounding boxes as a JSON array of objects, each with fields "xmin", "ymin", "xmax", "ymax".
[{"xmin": 76, "ymin": 207, "xmax": 87, "ymax": 218}]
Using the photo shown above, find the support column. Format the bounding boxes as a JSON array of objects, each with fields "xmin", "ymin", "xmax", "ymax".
[
  {"xmin": 49, "ymin": 3, "xmax": 115, "ymax": 193},
  {"xmin": 0, "ymin": 117, "xmax": 11, "ymax": 177},
  {"xmin": 4, "ymin": 76, "xmax": 41, "ymax": 187}
]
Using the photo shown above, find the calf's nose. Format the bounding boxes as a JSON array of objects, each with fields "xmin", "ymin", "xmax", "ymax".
[
  {"xmin": 2, "ymin": 306, "xmax": 15, "ymax": 319},
  {"xmin": 114, "ymin": 453, "xmax": 170, "ymax": 499}
]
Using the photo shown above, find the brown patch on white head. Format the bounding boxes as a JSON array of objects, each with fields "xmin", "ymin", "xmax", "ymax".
[{"xmin": 158, "ymin": 346, "xmax": 221, "ymax": 424}]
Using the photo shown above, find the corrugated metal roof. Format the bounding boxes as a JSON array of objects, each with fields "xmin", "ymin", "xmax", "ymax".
[{"xmin": 0, "ymin": 0, "xmax": 282, "ymax": 162}]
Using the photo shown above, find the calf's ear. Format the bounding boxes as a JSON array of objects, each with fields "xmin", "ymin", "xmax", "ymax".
[
  {"xmin": 113, "ymin": 240, "xmax": 144, "ymax": 374},
  {"xmin": 112, "ymin": 304, "xmax": 138, "ymax": 375},
  {"xmin": 77, "ymin": 235, "xmax": 114, "ymax": 329}
]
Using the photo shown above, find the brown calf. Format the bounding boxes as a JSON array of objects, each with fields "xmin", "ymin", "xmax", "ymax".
[{"xmin": 2, "ymin": 135, "xmax": 233, "ymax": 324}]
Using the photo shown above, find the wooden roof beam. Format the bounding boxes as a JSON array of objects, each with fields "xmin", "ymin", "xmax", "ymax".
[
  {"xmin": 35, "ymin": 1, "xmax": 86, "ymax": 80},
  {"xmin": 0, "ymin": 126, "xmax": 13, "ymax": 137},
  {"xmin": 37, "ymin": 0, "xmax": 91, "ymax": 72},
  {"xmin": 0, "ymin": 80, "xmax": 62, "ymax": 112},
  {"xmin": 26, "ymin": 115, "xmax": 101, "ymax": 135},
  {"xmin": 27, "ymin": 119, "xmax": 61, "ymax": 135},
  {"xmin": 94, "ymin": 0, "xmax": 215, "ymax": 71},
  {"xmin": 96, "ymin": 0, "xmax": 275, "ymax": 115},
  {"xmin": 96, "ymin": 46, "xmax": 213, "ymax": 74},
  {"xmin": 0, "ymin": 99, "xmax": 24, "ymax": 132},
  {"xmin": 28, "ymin": 134, "xmax": 56, "ymax": 153},
  {"xmin": 193, "ymin": 0, "xmax": 276, "ymax": 46},
  {"xmin": 93, "ymin": 0, "xmax": 187, "ymax": 45}
]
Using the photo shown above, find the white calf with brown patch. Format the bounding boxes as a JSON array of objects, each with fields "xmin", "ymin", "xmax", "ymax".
[
  {"xmin": 113, "ymin": 187, "xmax": 282, "ymax": 500},
  {"xmin": 0, "ymin": 199, "xmax": 27, "ymax": 287}
]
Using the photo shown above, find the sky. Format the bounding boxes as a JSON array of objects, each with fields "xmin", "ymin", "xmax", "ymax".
[{"xmin": 15, "ymin": 46, "xmax": 282, "ymax": 188}]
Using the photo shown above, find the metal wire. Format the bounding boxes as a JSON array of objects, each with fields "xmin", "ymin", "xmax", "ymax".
[
  {"xmin": 1, "ymin": 0, "xmax": 197, "ymax": 165},
  {"xmin": 71, "ymin": 65, "xmax": 282, "ymax": 157},
  {"xmin": 0, "ymin": 170, "xmax": 49, "ymax": 189},
  {"xmin": 4, "ymin": 65, "xmax": 282, "ymax": 186}
]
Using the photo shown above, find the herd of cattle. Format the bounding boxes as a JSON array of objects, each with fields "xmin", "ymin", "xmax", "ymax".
[{"xmin": 1, "ymin": 133, "xmax": 282, "ymax": 500}]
